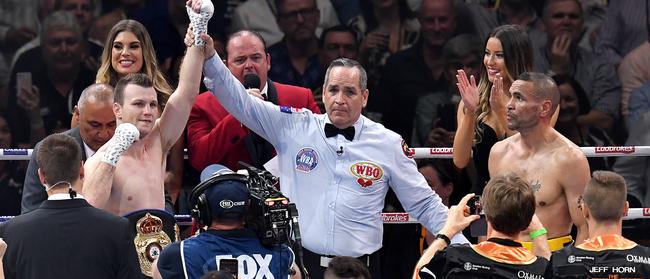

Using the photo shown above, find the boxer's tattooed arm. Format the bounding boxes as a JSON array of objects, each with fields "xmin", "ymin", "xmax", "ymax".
[{"xmin": 531, "ymin": 180, "xmax": 541, "ymax": 192}]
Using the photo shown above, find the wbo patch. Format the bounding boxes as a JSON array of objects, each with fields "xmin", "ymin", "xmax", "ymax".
[
  {"xmin": 401, "ymin": 140, "xmax": 414, "ymax": 158},
  {"xmin": 280, "ymin": 106, "xmax": 302, "ymax": 114},
  {"xmin": 349, "ymin": 161, "xmax": 384, "ymax": 188},
  {"xmin": 295, "ymin": 148, "xmax": 318, "ymax": 173}
]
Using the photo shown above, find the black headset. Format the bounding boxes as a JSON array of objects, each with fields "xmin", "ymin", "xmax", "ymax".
[{"xmin": 189, "ymin": 172, "xmax": 249, "ymax": 227}]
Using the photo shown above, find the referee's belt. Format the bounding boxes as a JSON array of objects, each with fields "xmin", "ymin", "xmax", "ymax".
[
  {"xmin": 520, "ymin": 235, "xmax": 574, "ymax": 252},
  {"xmin": 305, "ymin": 248, "xmax": 375, "ymax": 267}
]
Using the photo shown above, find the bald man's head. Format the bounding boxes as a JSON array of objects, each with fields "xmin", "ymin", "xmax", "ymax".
[{"xmin": 75, "ymin": 83, "xmax": 116, "ymax": 151}]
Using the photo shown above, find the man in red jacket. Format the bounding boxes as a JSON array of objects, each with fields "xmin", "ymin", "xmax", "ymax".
[{"xmin": 188, "ymin": 30, "xmax": 321, "ymax": 171}]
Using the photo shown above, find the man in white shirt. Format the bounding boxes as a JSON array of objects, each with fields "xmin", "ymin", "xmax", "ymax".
[{"xmin": 187, "ymin": 21, "xmax": 466, "ymax": 278}]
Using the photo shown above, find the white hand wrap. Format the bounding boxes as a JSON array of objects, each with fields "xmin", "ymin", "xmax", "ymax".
[
  {"xmin": 101, "ymin": 123, "xmax": 140, "ymax": 166},
  {"xmin": 186, "ymin": 0, "xmax": 214, "ymax": 45}
]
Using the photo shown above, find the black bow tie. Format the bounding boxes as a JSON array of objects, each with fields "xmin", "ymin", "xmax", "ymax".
[{"xmin": 325, "ymin": 123, "xmax": 355, "ymax": 141}]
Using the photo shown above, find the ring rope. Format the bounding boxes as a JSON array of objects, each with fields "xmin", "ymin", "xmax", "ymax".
[
  {"xmin": 0, "ymin": 146, "xmax": 647, "ymax": 222},
  {"xmin": 0, "ymin": 146, "xmax": 647, "ymax": 161},
  {"xmin": 2, "ymin": 209, "xmax": 649, "ymax": 225}
]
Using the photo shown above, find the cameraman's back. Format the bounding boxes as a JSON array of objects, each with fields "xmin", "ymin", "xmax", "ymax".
[
  {"xmin": 171, "ymin": 229, "xmax": 295, "ymax": 279},
  {"xmin": 156, "ymin": 165, "xmax": 297, "ymax": 279}
]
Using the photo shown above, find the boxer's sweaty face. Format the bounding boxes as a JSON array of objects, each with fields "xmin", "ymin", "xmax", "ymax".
[
  {"xmin": 116, "ymin": 84, "xmax": 159, "ymax": 137},
  {"xmin": 507, "ymin": 80, "xmax": 539, "ymax": 131}
]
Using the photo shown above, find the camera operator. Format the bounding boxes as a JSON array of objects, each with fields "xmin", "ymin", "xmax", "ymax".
[
  {"xmin": 413, "ymin": 173, "xmax": 551, "ymax": 279},
  {"xmin": 155, "ymin": 164, "xmax": 300, "ymax": 279}
]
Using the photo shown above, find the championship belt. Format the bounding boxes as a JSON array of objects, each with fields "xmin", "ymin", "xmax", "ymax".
[{"xmin": 124, "ymin": 209, "xmax": 180, "ymax": 277}]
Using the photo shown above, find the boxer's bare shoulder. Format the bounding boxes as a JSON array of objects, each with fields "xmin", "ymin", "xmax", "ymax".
[
  {"xmin": 488, "ymin": 133, "xmax": 520, "ymax": 176},
  {"xmin": 110, "ymin": 125, "xmax": 167, "ymax": 215},
  {"xmin": 489, "ymin": 130, "xmax": 590, "ymax": 241},
  {"xmin": 85, "ymin": 124, "xmax": 167, "ymax": 215}
]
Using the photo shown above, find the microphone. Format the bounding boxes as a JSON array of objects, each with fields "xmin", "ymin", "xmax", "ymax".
[
  {"xmin": 243, "ymin": 74, "xmax": 261, "ymax": 89},
  {"xmin": 68, "ymin": 186, "xmax": 77, "ymax": 199},
  {"xmin": 336, "ymin": 146, "xmax": 343, "ymax": 156}
]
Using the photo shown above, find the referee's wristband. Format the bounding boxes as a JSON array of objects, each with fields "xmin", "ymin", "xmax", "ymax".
[
  {"xmin": 436, "ymin": 233, "xmax": 451, "ymax": 246},
  {"xmin": 529, "ymin": 228, "xmax": 548, "ymax": 239}
]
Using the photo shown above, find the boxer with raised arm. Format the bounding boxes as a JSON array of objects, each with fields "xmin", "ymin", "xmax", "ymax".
[
  {"xmin": 489, "ymin": 72, "xmax": 590, "ymax": 250},
  {"xmin": 82, "ymin": 13, "xmax": 208, "ymax": 215}
]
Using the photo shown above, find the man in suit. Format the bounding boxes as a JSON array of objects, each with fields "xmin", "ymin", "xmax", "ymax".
[
  {"xmin": 0, "ymin": 133, "xmax": 140, "ymax": 279},
  {"xmin": 187, "ymin": 29, "xmax": 321, "ymax": 172},
  {"xmin": 21, "ymin": 83, "xmax": 115, "ymax": 213}
]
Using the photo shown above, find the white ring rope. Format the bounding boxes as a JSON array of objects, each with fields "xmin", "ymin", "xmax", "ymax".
[
  {"xmin": 1, "ymin": 146, "xmax": 648, "ymax": 161},
  {"xmin": 1, "ymin": 146, "xmax": 649, "ymax": 222},
  {"xmin": 377, "ymin": 208, "xmax": 650, "ymax": 224},
  {"xmin": 1, "ymin": 209, "xmax": 649, "ymax": 225},
  {"xmin": 410, "ymin": 146, "xmax": 648, "ymax": 159},
  {"xmin": 0, "ymin": 149, "xmax": 32, "ymax": 160}
]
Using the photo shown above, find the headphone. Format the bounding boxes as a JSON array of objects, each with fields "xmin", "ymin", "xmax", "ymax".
[{"xmin": 189, "ymin": 172, "xmax": 249, "ymax": 227}]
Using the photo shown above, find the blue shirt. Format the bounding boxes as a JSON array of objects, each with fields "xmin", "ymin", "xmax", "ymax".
[
  {"xmin": 203, "ymin": 55, "xmax": 467, "ymax": 257},
  {"xmin": 533, "ymin": 44, "xmax": 621, "ymax": 118},
  {"xmin": 594, "ymin": 0, "xmax": 649, "ymax": 64},
  {"xmin": 627, "ymin": 82, "xmax": 650, "ymax": 126},
  {"xmin": 157, "ymin": 229, "xmax": 294, "ymax": 279}
]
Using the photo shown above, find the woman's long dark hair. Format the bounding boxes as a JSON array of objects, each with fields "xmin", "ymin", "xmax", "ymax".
[{"xmin": 475, "ymin": 25, "xmax": 533, "ymax": 143}]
